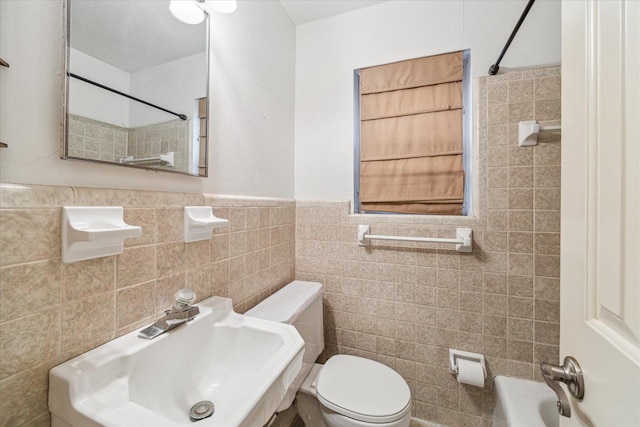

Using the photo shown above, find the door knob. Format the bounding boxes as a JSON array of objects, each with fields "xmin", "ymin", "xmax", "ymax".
[{"xmin": 540, "ymin": 356, "xmax": 584, "ymax": 417}]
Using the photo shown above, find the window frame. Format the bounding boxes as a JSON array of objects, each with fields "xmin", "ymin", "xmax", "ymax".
[{"xmin": 353, "ymin": 49, "xmax": 472, "ymax": 216}]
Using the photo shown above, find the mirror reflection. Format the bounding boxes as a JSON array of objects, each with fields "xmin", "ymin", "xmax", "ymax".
[{"xmin": 64, "ymin": 0, "xmax": 209, "ymax": 176}]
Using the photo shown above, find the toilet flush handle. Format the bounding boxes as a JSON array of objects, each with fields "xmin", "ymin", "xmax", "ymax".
[{"xmin": 540, "ymin": 356, "xmax": 584, "ymax": 417}]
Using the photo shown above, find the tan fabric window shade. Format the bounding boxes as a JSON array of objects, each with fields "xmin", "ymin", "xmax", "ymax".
[{"xmin": 359, "ymin": 51, "xmax": 464, "ymax": 215}]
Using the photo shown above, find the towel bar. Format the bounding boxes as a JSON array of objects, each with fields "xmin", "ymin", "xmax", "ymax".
[{"xmin": 358, "ymin": 225, "xmax": 473, "ymax": 252}]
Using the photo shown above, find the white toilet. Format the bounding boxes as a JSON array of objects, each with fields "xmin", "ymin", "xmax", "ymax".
[{"xmin": 245, "ymin": 280, "xmax": 412, "ymax": 427}]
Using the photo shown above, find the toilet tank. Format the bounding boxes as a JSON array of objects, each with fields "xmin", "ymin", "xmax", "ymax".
[
  {"xmin": 245, "ymin": 281, "xmax": 324, "ymax": 410},
  {"xmin": 246, "ymin": 280, "xmax": 324, "ymax": 362}
]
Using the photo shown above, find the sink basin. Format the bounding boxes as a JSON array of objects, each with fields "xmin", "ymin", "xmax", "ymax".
[{"xmin": 49, "ymin": 296, "xmax": 305, "ymax": 427}]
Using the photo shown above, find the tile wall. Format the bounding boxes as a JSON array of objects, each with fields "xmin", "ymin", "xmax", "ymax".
[
  {"xmin": 294, "ymin": 67, "xmax": 561, "ymax": 427},
  {"xmin": 0, "ymin": 186, "xmax": 295, "ymax": 426},
  {"xmin": 67, "ymin": 114, "xmax": 128, "ymax": 162},
  {"xmin": 68, "ymin": 115, "xmax": 190, "ymax": 172},
  {"xmin": 127, "ymin": 119, "xmax": 190, "ymax": 172},
  {"xmin": 0, "ymin": 66, "xmax": 559, "ymax": 427}
]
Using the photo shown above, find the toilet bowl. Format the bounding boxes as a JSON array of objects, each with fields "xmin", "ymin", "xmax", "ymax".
[
  {"xmin": 245, "ymin": 281, "xmax": 411, "ymax": 427},
  {"xmin": 297, "ymin": 356, "xmax": 411, "ymax": 427}
]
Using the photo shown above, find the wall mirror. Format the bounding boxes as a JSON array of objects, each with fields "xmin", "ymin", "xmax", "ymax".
[{"xmin": 63, "ymin": 0, "xmax": 210, "ymax": 176}]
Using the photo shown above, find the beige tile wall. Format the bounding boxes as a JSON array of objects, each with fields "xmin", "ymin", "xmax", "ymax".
[
  {"xmin": 67, "ymin": 114, "xmax": 128, "ymax": 162},
  {"xmin": 0, "ymin": 186, "xmax": 295, "ymax": 427},
  {"xmin": 68, "ymin": 115, "xmax": 191, "ymax": 173},
  {"xmin": 0, "ymin": 65, "xmax": 559, "ymax": 427},
  {"xmin": 294, "ymin": 67, "xmax": 561, "ymax": 427},
  {"xmin": 127, "ymin": 119, "xmax": 190, "ymax": 172}
]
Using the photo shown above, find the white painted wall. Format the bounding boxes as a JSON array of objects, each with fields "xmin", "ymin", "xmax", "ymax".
[
  {"xmin": 0, "ymin": 0, "xmax": 296, "ymax": 198},
  {"xmin": 69, "ymin": 48, "xmax": 131, "ymax": 127},
  {"xmin": 294, "ymin": 0, "xmax": 561, "ymax": 200},
  {"xmin": 69, "ymin": 49, "xmax": 207, "ymax": 128},
  {"xmin": 0, "ymin": 0, "xmax": 558, "ymax": 199},
  {"xmin": 129, "ymin": 52, "xmax": 207, "ymax": 127},
  {"xmin": 206, "ymin": 1, "xmax": 296, "ymax": 197}
]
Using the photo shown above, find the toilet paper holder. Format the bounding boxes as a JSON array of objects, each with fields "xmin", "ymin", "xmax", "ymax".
[{"xmin": 448, "ymin": 349, "xmax": 486, "ymax": 377}]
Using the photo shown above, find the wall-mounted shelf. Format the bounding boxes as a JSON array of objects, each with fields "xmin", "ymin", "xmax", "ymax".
[
  {"xmin": 62, "ymin": 207, "xmax": 141, "ymax": 263},
  {"xmin": 184, "ymin": 206, "xmax": 228, "ymax": 243}
]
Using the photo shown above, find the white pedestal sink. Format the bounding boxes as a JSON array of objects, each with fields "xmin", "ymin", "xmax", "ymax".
[{"xmin": 49, "ymin": 296, "xmax": 305, "ymax": 427}]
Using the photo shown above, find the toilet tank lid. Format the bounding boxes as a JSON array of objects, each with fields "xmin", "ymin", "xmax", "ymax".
[{"xmin": 244, "ymin": 281, "xmax": 323, "ymax": 324}]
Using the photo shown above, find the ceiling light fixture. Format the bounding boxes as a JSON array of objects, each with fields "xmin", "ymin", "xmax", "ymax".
[
  {"xmin": 206, "ymin": 0, "xmax": 237, "ymax": 14},
  {"xmin": 170, "ymin": 0, "xmax": 238, "ymax": 24},
  {"xmin": 169, "ymin": 0, "xmax": 205, "ymax": 25}
]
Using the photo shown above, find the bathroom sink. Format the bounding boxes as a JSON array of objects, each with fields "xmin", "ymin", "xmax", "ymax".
[{"xmin": 49, "ymin": 296, "xmax": 305, "ymax": 427}]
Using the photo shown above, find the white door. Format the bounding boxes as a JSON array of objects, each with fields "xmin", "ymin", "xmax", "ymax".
[{"xmin": 560, "ymin": 0, "xmax": 640, "ymax": 425}]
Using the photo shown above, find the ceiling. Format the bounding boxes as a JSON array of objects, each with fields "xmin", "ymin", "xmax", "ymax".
[
  {"xmin": 71, "ymin": 0, "xmax": 206, "ymax": 72},
  {"xmin": 69, "ymin": 0, "xmax": 389, "ymax": 73},
  {"xmin": 279, "ymin": 0, "xmax": 389, "ymax": 25}
]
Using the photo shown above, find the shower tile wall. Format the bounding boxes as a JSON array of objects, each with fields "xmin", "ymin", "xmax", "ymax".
[
  {"xmin": 295, "ymin": 67, "xmax": 561, "ymax": 427},
  {"xmin": 0, "ymin": 187, "xmax": 295, "ymax": 427},
  {"xmin": 127, "ymin": 119, "xmax": 190, "ymax": 171},
  {"xmin": 67, "ymin": 114, "xmax": 128, "ymax": 162},
  {"xmin": 67, "ymin": 115, "xmax": 190, "ymax": 171}
]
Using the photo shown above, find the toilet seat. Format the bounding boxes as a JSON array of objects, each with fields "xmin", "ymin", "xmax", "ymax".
[{"xmin": 316, "ymin": 355, "xmax": 411, "ymax": 424}]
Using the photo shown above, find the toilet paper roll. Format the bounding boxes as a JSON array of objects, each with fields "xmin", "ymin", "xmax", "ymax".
[{"xmin": 456, "ymin": 358, "xmax": 485, "ymax": 387}]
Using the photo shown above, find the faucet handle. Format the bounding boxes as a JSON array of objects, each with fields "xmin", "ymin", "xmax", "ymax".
[{"xmin": 174, "ymin": 289, "xmax": 196, "ymax": 311}]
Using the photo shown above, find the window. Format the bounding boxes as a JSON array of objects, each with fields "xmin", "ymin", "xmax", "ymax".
[{"xmin": 354, "ymin": 50, "xmax": 471, "ymax": 215}]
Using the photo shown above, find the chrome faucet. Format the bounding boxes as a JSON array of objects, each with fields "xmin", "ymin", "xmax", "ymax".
[{"xmin": 138, "ymin": 289, "xmax": 200, "ymax": 339}]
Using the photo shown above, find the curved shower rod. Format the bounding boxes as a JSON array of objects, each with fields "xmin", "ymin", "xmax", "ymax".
[
  {"xmin": 68, "ymin": 72, "xmax": 188, "ymax": 121},
  {"xmin": 488, "ymin": 0, "xmax": 536, "ymax": 75}
]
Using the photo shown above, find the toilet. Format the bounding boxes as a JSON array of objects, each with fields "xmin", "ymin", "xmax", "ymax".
[{"xmin": 245, "ymin": 280, "xmax": 411, "ymax": 427}]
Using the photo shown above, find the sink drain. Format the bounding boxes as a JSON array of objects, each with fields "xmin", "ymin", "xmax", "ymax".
[{"xmin": 189, "ymin": 400, "xmax": 214, "ymax": 422}]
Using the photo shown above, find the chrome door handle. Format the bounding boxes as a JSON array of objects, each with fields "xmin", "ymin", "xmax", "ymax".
[{"xmin": 540, "ymin": 356, "xmax": 584, "ymax": 417}]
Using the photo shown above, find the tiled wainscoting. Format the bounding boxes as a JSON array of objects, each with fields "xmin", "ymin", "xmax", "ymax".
[
  {"xmin": 0, "ymin": 186, "xmax": 295, "ymax": 426},
  {"xmin": 295, "ymin": 67, "xmax": 561, "ymax": 427}
]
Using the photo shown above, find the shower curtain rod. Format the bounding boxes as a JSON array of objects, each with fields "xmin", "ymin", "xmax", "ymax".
[
  {"xmin": 488, "ymin": 0, "xmax": 536, "ymax": 75},
  {"xmin": 67, "ymin": 72, "xmax": 187, "ymax": 121}
]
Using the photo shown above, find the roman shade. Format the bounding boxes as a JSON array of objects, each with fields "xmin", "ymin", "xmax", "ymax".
[{"xmin": 359, "ymin": 51, "xmax": 465, "ymax": 215}]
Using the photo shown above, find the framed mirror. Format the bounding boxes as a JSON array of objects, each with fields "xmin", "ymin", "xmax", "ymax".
[{"xmin": 63, "ymin": 0, "xmax": 210, "ymax": 176}]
